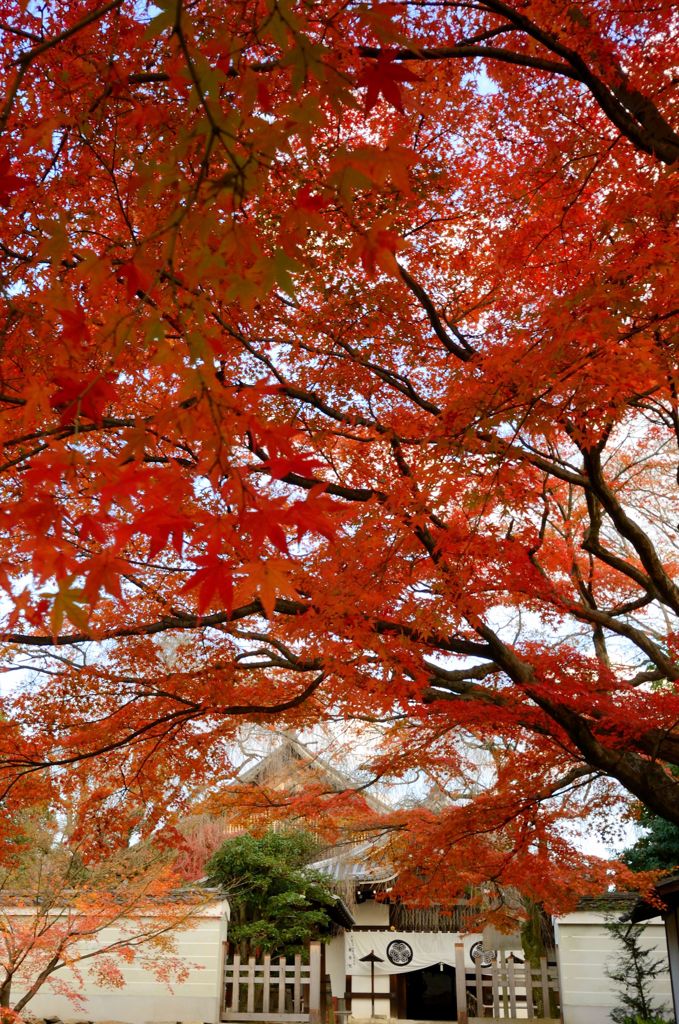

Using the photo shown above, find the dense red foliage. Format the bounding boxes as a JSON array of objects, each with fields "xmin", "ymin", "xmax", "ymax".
[{"xmin": 0, "ymin": 0, "xmax": 677, "ymax": 911}]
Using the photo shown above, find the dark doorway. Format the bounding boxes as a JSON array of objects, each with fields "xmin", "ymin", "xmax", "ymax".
[{"xmin": 405, "ymin": 964, "xmax": 457, "ymax": 1020}]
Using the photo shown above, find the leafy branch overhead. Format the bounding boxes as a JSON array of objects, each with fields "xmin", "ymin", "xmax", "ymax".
[{"xmin": 0, "ymin": 0, "xmax": 677, "ymax": 914}]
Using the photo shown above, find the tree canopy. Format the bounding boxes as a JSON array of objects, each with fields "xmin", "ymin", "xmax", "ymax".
[
  {"xmin": 0, "ymin": 0, "xmax": 677, "ymax": 914},
  {"xmin": 622, "ymin": 808, "xmax": 679, "ymax": 876},
  {"xmin": 206, "ymin": 830, "xmax": 334, "ymax": 957}
]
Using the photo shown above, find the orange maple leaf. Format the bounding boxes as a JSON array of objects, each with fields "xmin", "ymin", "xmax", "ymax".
[{"xmin": 241, "ymin": 559, "xmax": 300, "ymax": 618}]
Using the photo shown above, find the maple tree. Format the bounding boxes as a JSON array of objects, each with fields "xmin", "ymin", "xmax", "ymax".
[
  {"xmin": 0, "ymin": 0, "xmax": 677, "ymax": 915},
  {"xmin": 0, "ymin": 791, "xmax": 205, "ymax": 1016}
]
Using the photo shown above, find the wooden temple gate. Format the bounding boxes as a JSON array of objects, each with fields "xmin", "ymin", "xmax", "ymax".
[
  {"xmin": 344, "ymin": 943, "xmax": 561, "ymax": 1023},
  {"xmin": 222, "ymin": 942, "xmax": 560, "ymax": 1023}
]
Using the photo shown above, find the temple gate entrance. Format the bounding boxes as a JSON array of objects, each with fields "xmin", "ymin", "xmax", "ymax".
[{"xmin": 404, "ymin": 964, "xmax": 457, "ymax": 1021}]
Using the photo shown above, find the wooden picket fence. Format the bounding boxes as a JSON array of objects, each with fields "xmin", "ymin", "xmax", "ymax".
[
  {"xmin": 460, "ymin": 951, "xmax": 561, "ymax": 1021},
  {"xmin": 222, "ymin": 942, "xmax": 321, "ymax": 1023}
]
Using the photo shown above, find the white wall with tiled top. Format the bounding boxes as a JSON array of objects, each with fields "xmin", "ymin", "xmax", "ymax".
[
  {"xmin": 10, "ymin": 900, "xmax": 229, "ymax": 1024},
  {"xmin": 555, "ymin": 911, "xmax": 673, "ymax": 1024}
]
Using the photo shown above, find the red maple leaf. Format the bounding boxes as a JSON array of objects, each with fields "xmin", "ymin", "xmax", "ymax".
[
  {"xmin": 83, "ymin": 552, "xmax": 129, "ymax": 605},
  {"xmin": 76, "ymin": 512, "xmax": 112, "ymax": 544},
  {"xmin": 50, "ymin": 372, "xmax": 117, "ymax": 425},
  {"xmin": 181, "ymin": 556, "xmax": 234, "ymax": 615},
  {"xmin": 356, "ymin": 55, "xmax": 421, "ymax": 114},
  {"xmin": 259, "ymin": 453, "xmax": 325, "ymax": 480},
  {"xmin": 295, "ymin": 186, "xmax": 330, "ymax": 212},
  {"xmin": 239, "ymin": 508, "xmax": 290, "ymax": 554},
  {"xmin": 0, "ymin": 152, "xmax": 32, "ymax": 206},
  {"xmin": 138, "ymin": 510, "xmax": 193, "ymax": 558},
  {"xmin": 287, "ymin": 493, "xmax": 338, "ymax": 543},
  {"xmin": 58, "ymin": 305, "xmax": 92, "ymax": 346},
  {"xmin": 117, "ymin": 261, "xmax": 154, "ymax": 301}
]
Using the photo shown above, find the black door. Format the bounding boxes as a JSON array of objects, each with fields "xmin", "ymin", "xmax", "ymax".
[{"xmin": 405, "ymin": 964, "xmax": 457, "ymax": 1020}]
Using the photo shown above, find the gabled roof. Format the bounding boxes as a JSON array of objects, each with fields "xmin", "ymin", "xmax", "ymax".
[
  {"xmin": 237, "ymin": 732, "xmax": 392, "ymax": 815},
  {"xmin": 312, "ymin": 837, "xmax": 397, "ymax": 888},
  {"xmin": 238, "ymin": 733, "xmax": 357, "ymax": 792}
]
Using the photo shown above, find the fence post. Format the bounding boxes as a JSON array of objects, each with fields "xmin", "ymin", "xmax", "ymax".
[
  {"xmin": 247, "ymin": 956, "xmax": 255, "ymax": 1015},
  {"xmin": 278, "ymin": 956, "xmax": 286, "ymax": 1013},
  {"xmin": 294, "ymin": 953, "xmax": 302, "ymax": 1012},
  {"xmin": 230, "ymin": 953, "xmax": 241, "ymax": 1013},
  {"xmin": 507, "ymin": 955, "xmax": 517, "ymax": 1017},
  {"xmin": 263, "ymin": 953, "xmax": 271, "ymax": 1015},
  {"xmin": 492, "ymin": 961, "xmax": 500, "ymax": 1019},
  {"xmin": 309, "ymin": 941, "xmax": 321, "ymax": 1024},
  {"xmin": 220, "ymin": 941, "xmax": 229, "ymax": 1016},
  {"xmin": 540, "ymin": 956, "xmax": 550, "ymax": 1017},
  {"xmin": 524, "ymin": 959, "xmax": 534, "ymax": 1019},
  {"xmin": 501, "ymin": 952, "xmax": 509, "ymax": 1018},
  {"xmin": 547, "ymin": 959, "xmax": 560, "ymax": 1019},
  {"xmin": 474, "ymin": 958, "xmax": 483, "ymax": 1017},
  {"xmin": 455, "ymin": 942, "xmax": 468, "ymax": 1024}
]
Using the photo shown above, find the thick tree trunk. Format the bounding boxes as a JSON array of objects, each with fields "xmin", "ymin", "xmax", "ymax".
[{"xmin": 0, "ymin": 975, "xmax": 12, "ymax": 1009}]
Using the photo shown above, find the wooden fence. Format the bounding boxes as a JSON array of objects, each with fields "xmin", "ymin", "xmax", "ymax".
[
  {"xmin": 222, "ymin": 943, "xmax": 321, "ymax": 1023},
  {"xmin": 456, "ymin": 944, "xmax": 561, "ymax": 1021}
]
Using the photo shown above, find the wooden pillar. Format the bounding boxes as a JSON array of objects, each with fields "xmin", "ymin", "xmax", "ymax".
[
  {"xmin": 320, "ymin": 942, "xmax": 327, "ymax": 1023},
  {"xmin": 220, "ymin": 941, "xmax": 229, "ymax": 1016},
  {"xmin": 294, "ymin": 953, "xmax": 302, "ymax": 1013},
  {"xmin": 345, "ymin": 973, "xmax": 352, "ymax": 1014},
  {"xmin": 455, "ymin": 942, "xmax": 468, "ymax": 1024},
  {"xmin": 540, "ymin": 955, "xmax": 550, "ymax": 1017}
]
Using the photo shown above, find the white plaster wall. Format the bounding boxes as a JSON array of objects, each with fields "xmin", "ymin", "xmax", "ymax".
[
  {"xmin": 326, "ymin": 934, "xmax": 347, "ymax": 999},
  {"xmin": 350, "ymin": 971, "xmax": 391, "ymax": 1019},
  {"xmin": 339, "ymin": 902, "xmax": 390, "ymax": 1016},
  {"xmin": 353, "ymin": 900, "xmax": 390, "ymax": 927},
  {"xmin": 556, "ymin": 911, "xmax": 673, "ymax": 1024},
  {"xmin": 12, "ymin": 901, "xmax": 229, "ymax": 1024}
]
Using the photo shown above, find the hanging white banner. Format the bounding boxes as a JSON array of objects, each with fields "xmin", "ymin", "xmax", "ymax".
[{"xmin": 346, "ymin": 931, "xmax": 485, "ymax": 975}]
